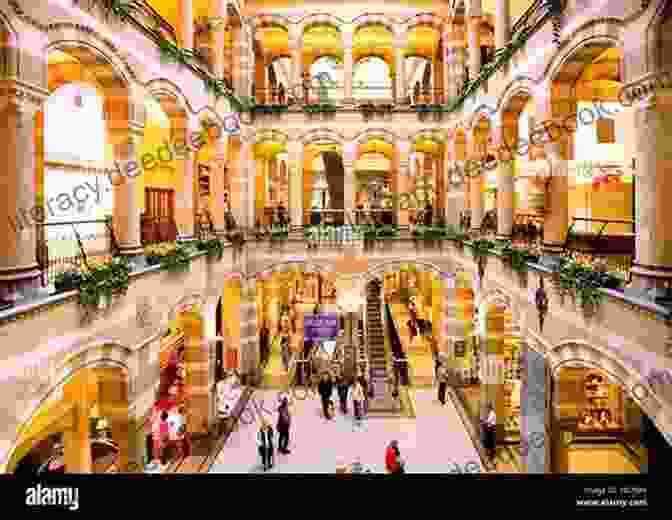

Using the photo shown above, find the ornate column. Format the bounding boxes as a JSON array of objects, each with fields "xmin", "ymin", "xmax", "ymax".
[
  {"xmin": 212, "ymin": 136, "xmax": 228, "ymax": 237},
  {"xmin": 394, "ymin": 32, "xmax": 408, "ymax": 105},
  {"xmin": 495, "ymin": 0, "xmax": 511, "ymax": 52},
  {"xmin": 244, "ymin": 139, "xmax": 255, "ymax": 230},
  {"xmin": 627, "ymin": 88, "xmax": 672, "ymax": 289},
  {"xmin": 343, "ymin": 31, "xmax": 354, "ymax": 105},
  {"xmin": 109, "ymin": 122, "xmax": 144, "ymax": 261},
  {"xmin": 467, "ymin": 2, "xmax": 482, "ymax": 85},
  {"xmin": 289, "ymin": 26, "xmax": 303, "ymax": 101},
  {"xmin": 174, "ymin": 116, "xmax": 197, "ymax": 240},
  {"xmin": 287, "ymin": 139, "xmax": 303, "ymax": 228},
  {"xmin": 62, "ymin": 373, "xmax": 92, "ymax": 473},
  {"xmin": 542, "ymin": 141, "xmax": 569, "ymax": 256},
  {"xmin": 240, "ymin": 276, "xmax": 259, "ymax": 384},
  {"xmin": 494, "ymin": 124, "xmax": 514, "ymax": 239},
  {"xmin": 520, "ymin": 339, "xmax": 551, "ymax": 473},
  {"xmin": 441, "ymin": 28, "xmax": 451, "ymax": 104},
  {"xmin": 478, "ymin": 301, "xmax": 506, "ymax": 446},
  {"xmin": 0, "ymin": 82, "xmax": 46, "ymax": 302},
  {"xmin": 344, "ymin": 141, "xmax": 356, "ymax": 222},
  {"xmin": 177, "ymin": 0, "xmax": 194, "ymax": 51},
  {"xmin": 213, "ymin": 0, "xmax": 227, "ymax": 79},
  {"xmin": 467, "ymin": 132, "xmax": 483, "ymax": 232}
]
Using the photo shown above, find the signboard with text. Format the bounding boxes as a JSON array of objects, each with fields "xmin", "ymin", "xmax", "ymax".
[{"xmin": 304, "ymin": 313, "xmax": 339, "ymax": 341}]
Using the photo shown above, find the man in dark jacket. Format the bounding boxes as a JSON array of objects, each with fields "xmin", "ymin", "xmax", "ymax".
[
  {"xmin": 335, "ymin": 373, "xmax": 350, "ymax": 414},
  {"xmin": 277, "ymin": 396, "xmax": 291, "ymax": 454},
  {"xmin": 260, "ymin": 323, "xmax": 270, "ymax": 366},
  {"xmin": 318, "ymin": 372, "xmax": 334, "ymax": 419}
]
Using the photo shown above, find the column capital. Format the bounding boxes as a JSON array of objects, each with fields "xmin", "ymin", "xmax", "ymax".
[{"xmin": 619, "ymin": 70, "xmax": 671, "ymax": 107}]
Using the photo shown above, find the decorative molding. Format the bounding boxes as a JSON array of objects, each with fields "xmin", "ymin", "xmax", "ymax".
[
  {"xmin": 8, "ymin": 0, "xmax": 48, "ymax": 31},
  {"xmin": 0, "ymin": 78, "xmax": 49, "ymax": 111},
  {"xmin": 620, "ymin": 68, "xmax": 672, "ymax": 106},
  {"xmin": 44, "ymin": 160, "xmax": 114, "ymax": 174}
]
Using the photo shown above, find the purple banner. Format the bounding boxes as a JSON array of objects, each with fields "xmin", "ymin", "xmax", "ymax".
[{"xmin": 304, "ymin": 313, "xmax": 339, "ymax": 341}]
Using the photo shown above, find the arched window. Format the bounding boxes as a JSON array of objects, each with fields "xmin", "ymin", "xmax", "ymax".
[
  {"xmin": 310, "ymin": 56, "xmax": 340, "ymax": 102},
  {"xmin": 44, "ymin": 83, "xmax": 112, "ymax": 235},
  {"xmin": 353, "ymin": 56, "xmax": 392, "ymax": 99}
]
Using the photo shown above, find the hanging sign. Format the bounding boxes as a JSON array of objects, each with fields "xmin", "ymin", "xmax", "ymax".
[{"xmin": 304, "ymin": 313, "xmax": 339, "ymax": 341}]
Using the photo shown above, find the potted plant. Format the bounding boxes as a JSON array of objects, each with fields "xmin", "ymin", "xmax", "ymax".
[
  {"xmin": 54, "ymin": 269, "xmax": 82, "ymax": 293},
  {"xmin": 78, "ymin": 257, "xmax": 130, "ymax": 309},
  {"xmin": 470, "ymin": 238, "xmax": 495, "ymax": 281},
  {"xmin": 160, "ymin": 243, "xmax": 192, "ymax": 273},
  {"xmin": 196, "ymin": 238, "xmax": 224, "ymax": 260}
]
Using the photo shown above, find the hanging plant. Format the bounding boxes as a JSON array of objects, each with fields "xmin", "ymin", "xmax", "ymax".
[
  {"xmin": 159, "ymin": 243, "xmax": 193, "ymax": 272},
  {"xmin": 78, "ymin": 257, "xmax": 130, "ymax": 308},
  {"xmin": 196, "ymin": 238, "xmax": 224, "ymax": 259}
]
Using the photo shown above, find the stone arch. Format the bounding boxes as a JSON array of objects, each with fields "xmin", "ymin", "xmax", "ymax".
[
  {"xmin": 144, "ymin": 78, "xmax": 194, "ymax": 116},
  {"xmin": 357, "ymin": 259, "xmax": 455, "ymax": 292},
  {"xmin": 253, "ymin": 14, "xmax": 290, "ymax": 31},
  {"xmin": 548, "ymin": 339, "xmax": 672, "ymax": 446},
  {"xmin": 351, "ymin": 13, "xmax": 396, "ymax": 36},
  {"xmin": 542, "ymin": 20, "xmax": 624, "ymax": 85},
  {"xmin": 646, "ymin": 0, "xmax": 672, "ymax": 73},
  {"xmin": 408, "ymin": 128, "xmax": 449, "ymax": 145},
  {"xmin": 298, "ymin": 127, "xmax": 346, "ymax": 145},
  {"xmin": 159, "ymin": 293, "xmax": 207, "ymax": 336},
  {"xmin": 255, "ymin": 128, "xmax": 289, "ymax": 144},
  {"xmin": 249, "ymin": 260, "xmax": 330, "ymax": 280},
  {"xmin": 352, "ymin": 127, "xmax": 400, "ymax": 145},
  {"xmin": 299, "ymin": 13, "xmax": 345, "ymax": 36},
  {"xmin": 403, "ymin": 12, "xmax": 445, "ymax": 34},
  {"xmin": 477, "ymin": 287, "xmax": 520, "ymax": 325},
  {"xmin": 494, "ymin": 77, "xmax": 535, "ymax": 116},
  {"xmin": 3, "ymin": 339, "xmax": 132, "ymax": 474},
  {"xmin": 45, "ymin": 24, "xmax": 138, "ymax": 87}
]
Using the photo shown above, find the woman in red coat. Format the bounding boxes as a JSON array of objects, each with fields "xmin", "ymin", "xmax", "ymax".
[{"xmin": 385, "ymin": 440, "xmax": 404, "ymax": 474}]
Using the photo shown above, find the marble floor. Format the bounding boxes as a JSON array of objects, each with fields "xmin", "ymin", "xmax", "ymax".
[{"xmin": 209, "ymin": 388, "xmax": 482, "ymax": 474}]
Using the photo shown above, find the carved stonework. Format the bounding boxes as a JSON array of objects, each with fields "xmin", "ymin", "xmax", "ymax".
[
  {"xmin": 0, "ymin": 79, "xmax": 48, "ymax": 113},
  {"xmin": 619, "ymin": 69, "xmax": 672, "ymax": 106}
]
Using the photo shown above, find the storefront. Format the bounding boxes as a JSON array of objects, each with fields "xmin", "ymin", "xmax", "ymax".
[{"xmin": 553, "ymin": 366, "xmax": 645, "ymax": 473}]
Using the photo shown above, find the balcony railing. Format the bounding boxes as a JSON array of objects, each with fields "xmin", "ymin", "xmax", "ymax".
[{"xmin": 36, "ymin": 219, "xmax": 113, "ymax": 286}]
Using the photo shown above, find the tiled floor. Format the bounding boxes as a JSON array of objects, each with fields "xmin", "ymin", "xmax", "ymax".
[{"xmin": 209, "ymin": 388, "xmax": 482, "ymax": 474}]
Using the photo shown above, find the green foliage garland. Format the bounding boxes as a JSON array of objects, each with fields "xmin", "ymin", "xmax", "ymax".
[
  {"xmin": 196, "ymin": 238, "xmax": 224, "ymax": 259},
  {"xmin": 78, "ymin": 257, "xmax": 130, "ymax": 307},
  {"xmin": 160, "ymin": 243, "xmax": 193, "ymax": 272}
]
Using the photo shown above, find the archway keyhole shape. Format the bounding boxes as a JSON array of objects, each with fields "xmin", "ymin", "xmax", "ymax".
[
  {"xmin": 43, "ymin": 83, "xmax": 114, "ymax": 229},
  {"xmin": 353, "ymin": 57, "xmax": 392, "ymax": 99}
]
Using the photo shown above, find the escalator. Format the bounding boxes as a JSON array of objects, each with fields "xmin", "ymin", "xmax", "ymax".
[
  {"xmin": 384, "ymin": 303, "xmax": 410, "ymax": 386},
  {"xmin": 365, "ymin": 280, "xmax": 387, "ymax": 396}
]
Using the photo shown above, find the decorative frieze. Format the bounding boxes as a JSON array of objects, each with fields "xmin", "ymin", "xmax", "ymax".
[{"xmin": 0, "ymin": 79, "xmax": 48, "ymax": 112}]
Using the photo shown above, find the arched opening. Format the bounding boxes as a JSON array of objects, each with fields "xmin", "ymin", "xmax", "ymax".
[
  {"xmin": 355, "ymin": 137, "xmax": 395, "ymax": 226},
  {"xmin": 10, "ymin": 363, "xmax": 130, "ymax": 475},
  {"xmin": 254, "ymin": 135, "xmax": 288, "ymax": 229},
  {"xmin": 409, "ymin": 135, "xmax": 444, "ymax": 225},
  {"xmin": 302, "ymin": 141, "xmax": 342, "ymax": 225},
  {"xmin": 552, "ymin": 364, "xmax": 646, "ymax": 473},
  {"xmin": 353, "ymin": 56, "xmax": 392, "ymax": 100}
]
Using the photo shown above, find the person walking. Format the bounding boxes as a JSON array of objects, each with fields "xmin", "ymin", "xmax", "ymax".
[
  {"xmin": 336, "ymin": 372, "xmax": 350, "ymax": 414},
  {"xmin": 277, "ymin": 396, "xmax": 291, "ymax": 454},
  {"xmin": 281, "ymin": 336, "xmax": 290, "ymax": 372},
  {"xmin": 436, "ymin": 362, "xmax": 449, "ymax": 405},
  {"xmin": 257, "ymin": 422, "xmax": 275, "ymax": 471},
  {"xmin": 318, "ymin": 372, "xmax": 334, "ymax": 420},
  {"xmin": 385, "ymin": 440, "xmax": 405, "ymax": 474},
  {"xmin": 260, "ymin": 322, "xmax": 270, "ymax": 367},
  {"xmin": 351, "ymin": 377, "xmax": 365, "ymax": 421},
  {"xmin": 482, "ymin": 404, "xmax": 497, "ymax": 465}
]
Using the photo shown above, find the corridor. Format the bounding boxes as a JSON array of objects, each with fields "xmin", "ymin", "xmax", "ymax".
[{"xmin": 209, "ymin": 389, "xmax": 482, "ymax": 473}]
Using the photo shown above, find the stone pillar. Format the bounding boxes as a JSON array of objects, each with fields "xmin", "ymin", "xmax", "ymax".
[
  {"xmin": 290, "ymin": 27, "xmax": 303, "ymax": 101},
  {"xmin": 343, "ymin": 32, "xmax": 354, "ymax": 105},
  {"xmin": 629, "ymin": 92, "xmax": 672, "ymax": 288},
  {"xmin": 468, "ymin": 134, "xmax": 483, "ymax": 231},
  {"xmin": 110, "ymin": 123, "xmax": 144, "ymax": 260},
  {"xmin": 62, "ymin": 371, "xmax": 93, "ymax": 473},
  {"xmin": 212, "ymin": 136, "xmax": 228, "ymax": 236},
  {"xmin": 177, "ymin": 0, "xmax": 194, "ymax": 51},
  {"xmin": 0, "ymin": 82, "xmax": 45, "ymax": 302},
  {"xmin": 97, "ymin": 369, "xmax": 130, "ymax": 471},
  {"xmin": 344, "ymin": 142, "xmax": 356, "ymax": 222},
  {"xmin": 181, "ymin": 310, "xmax": 209, "ymax": 436},
  {"xmin": 542, "ymin": 142, "xmax": 569, "ymax": 256},
  {"xmin": 395, "ymin": 33, "xmax": 408, "ymax": 104},
  {"xmin": 495, "ymin": 0, "xmax": 511, "ymax": 51},
  {"xmin": 174, "ymin": 116, "xmax": 196, "ymax": 239},
  {"xmin": 479, "ymin": 302, "xmax": 505, "ymax": 444},
  {"xmin": 240, "ymin": 277, "xmax": 259, "ymax": 384},
  {"xmin": 494, "ymin": 125, "xmax": 514, "ymax": 239},
  {"xmin": 467, "ymin": 4, "xmax": 482, "ymax": 85},
  {"xmin": 244, "ymin": 141, "xmax": 255, "ymax": 230},
  {"xmin": 287, "ymin": 140, "xmax": 303, "ymax": 228},
  {"xmin": 441, "ymin": 29, "xmax": 451, "ymax": 104},
  {"xmin": 520, "ymin": 340, "xmax": 551, "ymax": 473},
  {"xmin": 213, "ymin": 0, "xmax": 227, "ymax": 79}
]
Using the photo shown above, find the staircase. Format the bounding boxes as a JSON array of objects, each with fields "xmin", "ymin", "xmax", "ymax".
[{"xmin": 365, "ymin": 281, "xmax": 399, "ymax": 412}]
